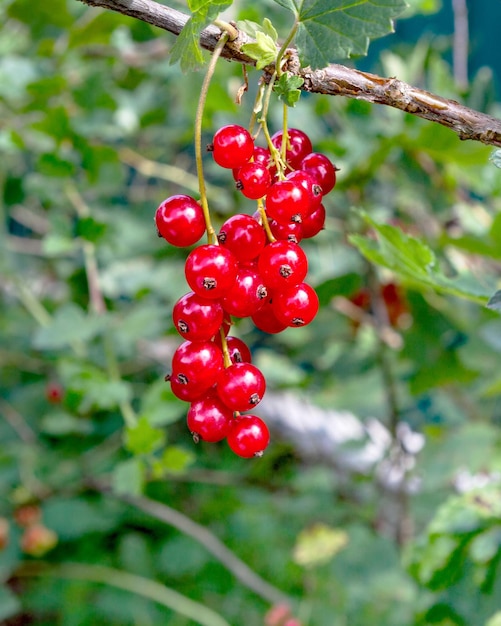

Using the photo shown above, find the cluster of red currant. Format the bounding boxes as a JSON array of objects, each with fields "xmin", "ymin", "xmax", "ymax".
[{"xmin": 155, "ymin": 124, "xmax": 337, "ymax": 458}]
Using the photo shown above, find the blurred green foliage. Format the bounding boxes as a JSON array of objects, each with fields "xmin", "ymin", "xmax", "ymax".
[{"xmin": 1, "ymin": 1, "xmax": 501, "ymax": 625}]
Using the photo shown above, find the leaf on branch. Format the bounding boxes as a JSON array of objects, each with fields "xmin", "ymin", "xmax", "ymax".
[
  {"xmin": 486, "ymin": 290, "xmax": 501, "ymax": 314},
  {"xmin": 240, "ymin": 19, "xmax": 279, "ymax": 69},
  {"xmin": 272, "ymin": 0, "xmax": 408, "ymax": 68},
  {"xmin": 274, "ymin": 72, "xmax": 304, "ymax": 106},
  {"xmin": 490, "ymin": 149, "xmax": 501, "ymax": 169},
  {"xmin": 169, "ymin": 0, "xmax": 233, "ymax": 72},
  {"xmin": 349, "ymin": 211, "xmax": 491, "ymax": 304},
  {"xmin": 124, "ymin": 416, "xmax": 166, "ymax": 456}
]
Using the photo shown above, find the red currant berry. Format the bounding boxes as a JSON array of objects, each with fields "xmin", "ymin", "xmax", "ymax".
[
  {"xmin": 235, "ymin": 161, "xmax": 272, "ymax": 199},
  {"xmin": 214, "ymin": 335, "xmax": 252, "ymax": 364},
  {"xmin": 155, "ymin": 195, "xmax": 205, "ymax": 247},
  {"xmin": 217, "ymin": 362, "xmax": 266, "ymax": 412},
  {"xmin": 218, "ymin": 214, "xmax": 266, "ymax": 263},
  {"xmin": 301, "ymin": 203, "xmax": 326, "ymax": 239},
  {"xmin": 272, "ymin": 282, "xmax": 319, "ymax": 327},
  {"xmin": 265, "ymin": 179, "xmax": 311, "ymax": 225},
  {"xmin": 45, "ymin": 382, "xmax": 64, "ymax": 404},
  {"xmin": 271, "ymin": 128, "xmax": 312, "ymax": 170},
  {"xmin": 172, "ymin": 292, "xmax": 224, "ymax": 342},
  {"xmin": 185, "ymin": 244, "xmax": 238, "ymax": 299},
  {"xmin": 268, "ymin": 218, "xmax": 303, "ymax": 244},
  {"xmin": 227, "ymin": 415, "xmax": 270, "ymax": 458},
  {"xmin": 210, "ymin": 124, "xmax": 254, "ymax": 169},
  {"xmin": 286, "ymin": 170, "xmax": 323, "ymax": 212},
  {"xmin": 187, "ymin": 393, "xmax": 233, "ymax": 443},
  {"xmin": 168, "ymin": 375, "xmax": 208, "ymax": 402},
  {"xmin": 300, "ymin": 152, "xmax": 338, "ymax": 195},
  {"xmin": 222, "ymin": 267, "xmax": 268, "ymax": 318},
  {"xmin": 251, "ymin": 298, "xmax": 288, "ymax": 334},
  {"xmin": 171, "ymin": 340, "xmax": 224, "ymax": 391},
  {"xmin": 257, "ymin": 240, "xmax": 308, "ymax": 291}
]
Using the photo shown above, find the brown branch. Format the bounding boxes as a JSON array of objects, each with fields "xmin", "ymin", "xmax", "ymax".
[{"xmin": 76, "ymin": 0, "xmax": 501, "ymax": 148}]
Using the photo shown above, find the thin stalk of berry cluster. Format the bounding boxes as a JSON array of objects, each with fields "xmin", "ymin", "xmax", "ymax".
[
  {"xmin": 219, "ymin": 327, "xmax": 232, "ymax": 369},
  {"xmin": 275, "ymin": 18, "xmax": 299, "ymax": 78},
  {"xmin": 256, "ymin": 198, "xmax": 276, "ymax": 243},
  {"xmin": 279, "ymin": 102, "xmax": 289, "ymax": 165},
  {"xmin": 194, "ymin": 31, "xmax": 230, "ymax": 244}
]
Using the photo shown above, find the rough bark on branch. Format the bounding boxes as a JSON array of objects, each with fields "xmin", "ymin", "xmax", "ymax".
[{"xmin": 77, "ymin": 0, "xmax": 501, "ymax": 148}]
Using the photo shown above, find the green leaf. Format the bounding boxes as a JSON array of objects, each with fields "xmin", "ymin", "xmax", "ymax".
[
  {"xmin": 124, "ymin": 416, "xmax": 166, "ymax": 456},
  {"xmin": 0, "ymin": 586, "xmax": 21, "ymax": 621},
  {"xmin": 33, "ymin": 304, "xmax": 108, "ymax": 350},
  {"xmin": 112, "ymin": 458, "xmax": 145, "ymax": 496},
  {"xmin": 241, "ymin": 31, "xmax": 278, "ymax": 69},
  {"xmin": 487, "ymin": 290, "xmax": 501, "ymax": 314},
  {"xmin": 486, "ymin": 612, "xmax": 501, "ymax": 626},
  {"xmin": 274, "ymin": 72, "xmax": 304, "ymax": 106},
  {"xmin": 349, "ymin": 211, "xmax": 491, "ymax": 304},
  {"xmin": 273, "ymin": 0, "xmax": 407, "ymax": 68},
  {"xmin": 75, "ymin": 216, "xmax": 108, "ymax": 243},
  {"xmin": 58, "ymin": 359, "xmax": 133, "ymax": 413},
  {"xmin": 151, "ymin": 446, "xmax": 195, "ymax": 478},
  {"xmin": 490, "ymin": 149, "xmax": 501, "ymax": 169},
  {"xmin": 169, "ymin": 0, "xmax": 233, "ymax": 72},
  {"xmin": 293, "ymin": 523, "xmax": 349, "ymax": 568}
]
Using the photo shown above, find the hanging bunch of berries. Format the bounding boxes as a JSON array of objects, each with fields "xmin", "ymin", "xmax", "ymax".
[{"xmin": 154, "ymin": 30, "xmax": 338, "ymax": 458}]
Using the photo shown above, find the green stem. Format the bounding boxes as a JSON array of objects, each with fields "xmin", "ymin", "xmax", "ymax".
[
  {"xmin": 14, "ymin": 561, "xmax": 231, "ymax": 626},
  {"xmin": 256, "ymin": 198, "xmax": 276, "ymax": 243},
  {"xmin": 194, "ymin": 32, "xmax": 230, "ymax": 244},
  {"xmin": 275, "ymin": 17, "xmax": 299, "ymax": 77}
]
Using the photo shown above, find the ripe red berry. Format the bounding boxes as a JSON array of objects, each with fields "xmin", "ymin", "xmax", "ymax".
[
  {"xmin": 268, "ymin": 218, "xmax": 303, "ymax": 244},
  {"xmin": 265, "ymin": 179, "xmax": 311, "ymax": 225},
  {"xmin": 257, "ymin": 240, "xmax": 308, "ymax": 291},
  {"xmin": 218, "ymin": 214, "xmax": 266, "ymax": 263},
  {"xmin": 171, "ymin": 340, "xmax": 224, "ymax": 391},
  {"xmin": 185, "ymin": 244, "xmax": 238, "ymax": 299},
  {"xmin": 286, "ymin": 170, "xmax": 323, "ymax": 212},
  {"xmin": 211, "ymin": 124, "xmax": 254, "ymax": 169},
  {"xmin": 235, "ymin": 161, "xmax": 272, "ymax": 199},
  {"xmin": 222, "ymin": 267, "xmax": 268, "ymax": 318},
  {"xmin": 45, "ymin": 382, "xmax": 64, "ymax": 404},
  {"xmin": 155, "ymin": 195, "xmax": 206, "ymax": 247},
  {"xmin": 227, "ymin": 415, "xmax": 270, "ymax": 458},
  {"xmin": 168, "ymin": 374, "xmax": 209, "ymax": 402},
  {"xmin": 251, "ymin": 298, "xmax": 288, "ymax": 334},
  {"xmin": 172, "ymin": 292, "xmax": 224, "ymax": 342},
  {"xmin": 272, "ymin": 282, "xmax": 319, "ymax": 327},
  {"xmin": 271, "ymin": 128, "xmax": 313, "ymax": 170},
  {"xmin": 300, "ymin": 152, "xmax": 338, "ymax": 195},
  {"xmin": 217, "ymin": 363, "xmax": 266, "ymax": 412},
  {"xmin": 213, "ymin": 335, "xmax": 252, "ymax": 364},
  {"xmin": 187, "ymin": 393, "xmax": 233, "ymax": 443},
  {"xmin": 301, "ymin": 203, "xmax": 326, "ymax": 239}
]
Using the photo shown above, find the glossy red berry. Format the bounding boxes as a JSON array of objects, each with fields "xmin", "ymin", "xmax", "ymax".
[
  {"xmin": 171, "ymin": 340, "xmax": 224, "ymax": 391},
  {"xmin": 172, "ymin": 292, "xmax": 224, "ymax": 341},
  {"xmin": 235, "ymin": 161, "xmax": 272, "ymax": 199},
  {"xmin": 301, "ymin": 203, "xmax": 326, "ymax": 239},
  {"xmin": 286, "ymin": 170, "xmax": 323, "ymax": 212},
  {"xmin": 268, "ymin": 218, "xmax": 303, "ymax": 244},
  {"xmin": 218, "ymin": 214, "xmax": 266, "ymax": 263},
  {"xmin": 168, "ymin": 375, "xmax": 208, "ymax": 402},
  {"xmin": 185, "ymin": 244, "xmax": 238, "ymax": 299},
  {"xmin": 227, "ymin": 415, "xmax": 270, "ymax": 458},
  {"xmin": 251, "ymin": 298, "xmax": 288, "ymax": 334},
  {"xmin": 187, "ymin": 393, "xmax": 233, "ymax": 443},
  {"xmin": 272, "ymin": 282, "xmax": 319, "ymax": 327},
  {"xmin": 211, "ymin": 124, "xmax": 254, "ymax": 169},
  {"xmin": 213, "ymin": 335, "xmax": 252, "ymax": 364},
  {"xmin": 222, "ymin": 267, "xmax": 268, "ymax": 318},
  {"xmin": 300, "ymin": 152, "xmax": 338, "ymax": 195},
  {"xmin": 271, "ymin": 128, "xmax": 313, "ymax": 170},
  {"xmin": 217, "ymin": 362, "xmax": 266, "ymax": 412},
  {"xmin": 265, "ymin": 179, "xmax": 311, "ymax": 225},
  {"xmin": 155, "ymin": 195, "xmax": 206, "ymax": 247},
  {"xmin": 257, "ymin": 240, "xmax": 308, "ymax": 291}
]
